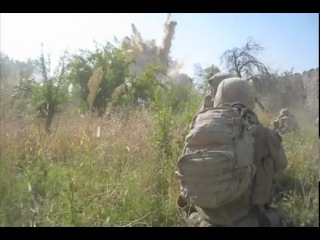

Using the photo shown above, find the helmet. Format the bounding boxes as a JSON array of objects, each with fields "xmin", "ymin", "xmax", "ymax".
[
  {"xmin": 214, "ymin": 77, "xmax": 255, "ymax": 110},
  {"xmin": 280, "ymin": 109, "xmax": 289, "ymax": 117},
  {"xmin": 208, "ymin": 72, "xmax": 235, "ymax": 87}
]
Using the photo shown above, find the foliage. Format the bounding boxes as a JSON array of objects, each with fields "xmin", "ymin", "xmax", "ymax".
[
  {"xmin": 27, "ymin": 48, "xmax": 68, "ymax": 133},
  {"xmin": 0, "ymin": 32, "xmax": 317, "ymax": 227},
  {"xmin": 66, "ymin": 41, "xmax": 134, "ymax": 116},
  {"xmin": 127, "ymin": 64, "xmax": 166, "ymax": 107},
  {"xmin": 193, "ymin": 63, "xmax": 220, "ymax": 95},
  {"xmin": 0, "ymin": 101, "xmax": 318, "ymax": 227}
]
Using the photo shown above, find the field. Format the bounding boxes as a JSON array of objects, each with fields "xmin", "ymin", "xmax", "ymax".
[{"xmin": 0, "ymin": 106, "xmax": 318, "ymax": 227}]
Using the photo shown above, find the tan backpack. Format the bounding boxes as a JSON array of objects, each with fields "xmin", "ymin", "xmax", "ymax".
[{"xmin": 175, "ymin": 103, "xmax": 257, "ymax": 209}]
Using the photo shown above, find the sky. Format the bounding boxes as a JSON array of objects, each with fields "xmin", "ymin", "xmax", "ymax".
[{"xmin": 1, "ymin": 13, "xmax": 319, "ymax": 77}]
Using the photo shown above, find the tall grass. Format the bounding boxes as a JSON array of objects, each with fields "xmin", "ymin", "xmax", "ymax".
[
  {"xmin": 254, "ymin": 107, "xmax": 319, "ymax": 227},
  {"xmin": 0, "ymin": 103, "xmax": 318, "ymax": 226},
  {"xmin": 273, "ymin": 130, "xmax": 318, "ymax": 227}
]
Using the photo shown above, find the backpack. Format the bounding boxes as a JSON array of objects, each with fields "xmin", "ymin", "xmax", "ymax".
[{"xmin": 175, "ymin": 103, "xmax": 257, "ymax": 209}]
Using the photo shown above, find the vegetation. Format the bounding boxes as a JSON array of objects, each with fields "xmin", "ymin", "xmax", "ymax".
[
  {"xmin": 0, "ymin": 22, "xmax": 318, "ymax": 227},
  {"xmin": 0, "ymin": 98, "xmax": 318, "ymax": 227}
]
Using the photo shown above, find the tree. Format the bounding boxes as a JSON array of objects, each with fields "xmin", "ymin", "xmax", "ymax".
[
  {"xmin": 28, "ymin": 48, "xmax": 68, "ymax": 133},
  {"xmin": 127, "ymin": 64, "xmax": 167, "ymax": 106},
  {"xmin": 194, "ymin": 63, "xmax": 221, "ymax": 95},
  {"xmin": 0, "ymin": 53, "xmax": 36, "ymax": 86},
  {"xmin": 66, "ymin": 50, "xmax": 92, "ymax": 105},
  {"xmin": 0, "ymin": 53, "xmax": 38, "ymax": 116},
  {"xmin": 67, "ymin": 40, "xmax": 134, "ymax": 115},
  {"xmin": 220, "ymin": 37, "xmax": 270, "ymax": 82},
  {"xmin": 0, "ymin": 52, "xmax": 12, "ymax": 85}
]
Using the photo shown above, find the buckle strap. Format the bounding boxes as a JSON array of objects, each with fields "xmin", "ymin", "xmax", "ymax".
[{"xmin": 251, "ymin": 205, "xmax": 271, "ymax": 227}]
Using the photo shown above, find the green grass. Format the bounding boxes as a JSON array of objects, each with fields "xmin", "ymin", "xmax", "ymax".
[
  {"xmin": 0, "ymin": 107, "xmax": 318, "ymax": 227},
  {"xmin": 255, "ymin": 107, "xmax": 319, "ymax": 227},
  {"xmin": 273, "ymin": 130, "xmax": 318, "ymax": 227}
]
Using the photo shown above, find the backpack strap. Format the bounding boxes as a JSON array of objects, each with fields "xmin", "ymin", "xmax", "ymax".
[
  {"xmin": 250, "ymin": 205, "xmax": 271, "ymax": 227},
  {"xmin": 230, "ymin": 102, "xmax": 247, "ymax": 110}
]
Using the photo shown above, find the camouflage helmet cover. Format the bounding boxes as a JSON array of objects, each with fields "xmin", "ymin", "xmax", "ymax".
[
  {"xmin": 208, "ymin": 72, "xmax": 236, "ymax": 89},
  {"xmin": 280, "ymin": 108, "xmax": 290, "ymax": 116},
  {"xmin": 214, "ymin": 77, "xmax": 255, "ymax": 110}
]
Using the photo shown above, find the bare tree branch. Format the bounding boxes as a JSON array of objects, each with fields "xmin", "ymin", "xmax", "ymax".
[{"xmin": 220, "ymin": 37, "xmax": 270, "ymax": 82}]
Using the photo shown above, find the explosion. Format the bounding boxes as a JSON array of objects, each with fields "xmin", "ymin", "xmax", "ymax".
[{"xmin": 122, "ymin": 13, "xmax": 192, "ymax": 85}]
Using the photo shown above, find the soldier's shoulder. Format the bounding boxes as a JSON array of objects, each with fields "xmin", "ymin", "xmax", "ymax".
[
  {"xmin": 280, "ymin": 116, "xmax": 289, "ymax": 120},
  {"xmin": 264, "ymin": 126, "xmax": 283, "ymax": 143},
  {"xmin": 203, "ymin": 94, "xmax": 213, "ymax": 100},
  {"xmin": 203, "ymin": 95, "xmax": 214, "ymax": 108},
  {"xmin": 253, "ymin": 123, "xmax": 282, "ymax": 142}
]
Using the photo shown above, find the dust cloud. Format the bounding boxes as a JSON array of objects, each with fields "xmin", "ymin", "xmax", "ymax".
[{"xmin": 122, "ymin": 13, "xmax": 192, "ymax": 86}]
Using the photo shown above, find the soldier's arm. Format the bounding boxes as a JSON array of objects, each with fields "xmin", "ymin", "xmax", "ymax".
[
  {"xmin": 195, "ymin": 95, "xmax": 209, "ymax": 113},
  {"xmin": 202, "ymin": 95, "xmax": 214, "ymax": 110},
  {"xmin": 273, "ymin": 119, "xmax": 279, "ymax": 130},
  {"xmin": 266, "ymin": 129, "xmax": 288, "ymax": 178},
  {"xmin": 280, "ymin": 118, "xmax": 290, "ymax": 133}
]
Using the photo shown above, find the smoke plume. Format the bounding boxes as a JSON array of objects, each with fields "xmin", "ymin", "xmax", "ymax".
[{"xmin": 122, "ymin": 13, "xmax": 192, "ymax": 85}]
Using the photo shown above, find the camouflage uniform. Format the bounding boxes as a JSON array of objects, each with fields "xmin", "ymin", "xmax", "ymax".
[
  {"xmin": 198, "ymin": 72, "xmax": 235, "ymax": 112},
  {"xmin": 179, "ymin": 77, "xmax": 291, "ymax": 227},
  {"xmin": 273, "ymin": 109, "xmax": 300, "ymax": 135}
]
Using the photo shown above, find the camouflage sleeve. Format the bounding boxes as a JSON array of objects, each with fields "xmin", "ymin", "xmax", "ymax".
[
  {"xmin": 281, "ymin": 122, "xmax": 290, "ymax": 133},
  {"xmin": 272, "ymin": 118, "xmax": 279, "ymax": 129},
  {"xmin": 265, "ymin": 129, "xmax": 288, "ymax": 178},
  {"xmin": 202, "ymin": 95, "xmax": 214, "ymax": 110}
]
